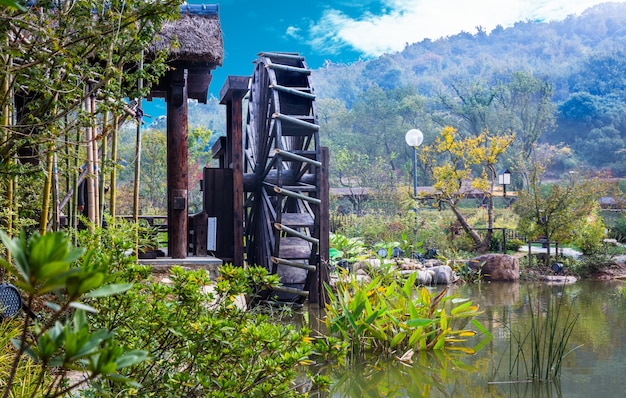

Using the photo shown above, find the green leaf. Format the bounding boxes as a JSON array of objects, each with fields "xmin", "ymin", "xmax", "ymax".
[
  {"xmin": 0, "ymin": 0, "xmax": 26, "ymax": 12},
  {"xmin": 86, "ymin": 283, "xmax": 133, "ymax": 298},
  {"xmin": 390, "ymin": 332, "xmax": 407, "ymax": 348},
  {"xmin": 115, "ymin": 350, "xmax": 150, "ymax": 369},
  {"xmin": 69, "ymin": 302, "xmax": 98, "ymax": 313},
  {"xmin": 471, "ymin": 319, "xmax": 491, "ymax": 336},
  {"xmin": 406, "ymin": 318, "xmax": 433, "ymax": 328}
]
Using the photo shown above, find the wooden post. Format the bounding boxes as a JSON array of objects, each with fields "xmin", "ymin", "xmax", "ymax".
[
  {"xmin": 317, "ymin": 146, "xmax": 330, "ymax": 306},
  {"xmin": 220, "ymin": 76, "xmax": 250, "ymax": 267},
  {"xmin": 167, "ymin": 68, "xmax": 189, "ymax": 259}
]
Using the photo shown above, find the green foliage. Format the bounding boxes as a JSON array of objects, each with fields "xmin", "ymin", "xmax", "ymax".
[
  {"xmin": 87, "ymin": 264, "xmax": 315, "ymax": 397},
  {"xmin": 489, "ymin": 234, "xmax": 524, "ymax": 253},
  {"xmin": 608, "ymin": 215, "xmax": 626, "ymax": 243},
  {"xmin": 574, "ymin": 211, "xmax": 607, "ymax": 255},
  {"xmin": 324, "ymin": 272, "xmax": 491, "ymax": 360},
  {"xmin": 514, "ymin": 171, "xmax": 606, "ymax": 245},
  {"xmin": 74, "ymin": 220, "xmax": 316, "ymax": 398},
  {"xmin": 329, "ymin": 233, "xmax": 369, "ymax": 266},
  {"xmin": 0, "ymin": 230, "xmax": 144, "ymax": 397}
]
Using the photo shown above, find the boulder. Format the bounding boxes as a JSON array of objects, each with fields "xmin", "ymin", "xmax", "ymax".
[
  {"xmin": 430, "ymin": 265, "xmax": 457, "ymax": 285},
  {"xmin": 467, "ymin": 254, "xmax": 520, "ymax": 281},
  {"xmin": 423, "ymin": 259, "xmax": 443, "ymax": 268}
]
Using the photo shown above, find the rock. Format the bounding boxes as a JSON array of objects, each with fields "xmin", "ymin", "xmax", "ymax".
[
  {"xmin": 430, "ymin": 265, "xmax": 457, "ymax": 285},
  {"xmin": 538, "ymin": 275, "xmax": 577, "ymax": 285},
  {"xmin": 423, "ymin": 259, "xmax": 443, "ymax": 268},
  {"xmin": 399, "ymin": 259, "xmax": 423, "ymax": 270},
  {"xmin": 416, "ymin": 269, "xmax": 435, "ymax": 285},
  {"xmin": 468, "ymin": 254, "xmax": 520, "ymax": 281}
]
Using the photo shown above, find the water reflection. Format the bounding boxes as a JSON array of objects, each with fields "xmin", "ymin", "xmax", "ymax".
[{"xmin": 310, "ymin": 281, "xmax": 626, "ymax": 398}]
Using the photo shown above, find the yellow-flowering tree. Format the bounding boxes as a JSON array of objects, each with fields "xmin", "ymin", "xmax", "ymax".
[{"xmin": 421, "ymin": 126, "xmax": 514, "ymax": 253}]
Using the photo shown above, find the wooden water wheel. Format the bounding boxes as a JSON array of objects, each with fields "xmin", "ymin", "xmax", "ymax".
[{"xmin": 243, "ymin": 52, "xmax": 321, "ymax": 303}]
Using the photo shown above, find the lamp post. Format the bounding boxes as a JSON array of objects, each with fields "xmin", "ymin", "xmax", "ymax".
[{"xmin": 405, "ymin": 129, "xmax": 424, "ymax": 237}]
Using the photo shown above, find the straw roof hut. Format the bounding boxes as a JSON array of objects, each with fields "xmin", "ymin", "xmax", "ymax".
[{"xmin": 148, "ymin": 4, "xmax": 224, "ymax": 103}]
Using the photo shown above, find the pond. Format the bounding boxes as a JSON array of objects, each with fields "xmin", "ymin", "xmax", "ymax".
[{"xmin": 310, "ymin": 280, "xmax": 626, "ymax": 397}]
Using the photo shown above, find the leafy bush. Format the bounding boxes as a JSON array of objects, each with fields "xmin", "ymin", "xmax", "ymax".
[
  {"xmin": 73, "ymin": 221, "xmax": 319, "ymax": 397},
  {"xmin": 0, "ymin": 230, "xmax": 144, "ymax": 397},
  {"xmin": 324, "ymin": 272, "xmax": 491, "ymax": 360},
  {"xmin": 575, "ymin": 212, "xmax": 607, "ymax": 255},
  {"xmin": 489, "ymin": 234, "xmax": 524, "ymax": 253},
  {"xmin": 608, "ymin": 215, "xmax": 626, "ymax": 243}
]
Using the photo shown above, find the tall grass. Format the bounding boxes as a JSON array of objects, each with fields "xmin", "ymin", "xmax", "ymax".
[{"xmin": 506, "ymin": 286, "xmax": 580, "ymax": 381}]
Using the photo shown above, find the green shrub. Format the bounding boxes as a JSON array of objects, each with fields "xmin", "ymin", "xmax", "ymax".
[
  {"xmin": 608, "ymin": 216, "xmax": 626, "ymax": 243},
  {"xmin": 575, "ymin": 213, "xmax": 606, "ymax": 255},
  {"xmin": 324, "ymin": 272, "xmax": 491, "ymax": 360},
  {"xmin": 0, "ymin": 230, "xmax": 145, "ymax": 398},
  {"xmin": 74, "ymin": 221, "xmax": 319, "ymax": 397},
  {"xmin": 489, "ymin": 234, "xmax": 525, "ymax": 252}
]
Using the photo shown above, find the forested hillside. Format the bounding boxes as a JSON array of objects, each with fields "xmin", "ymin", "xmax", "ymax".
[
  {"xmin": 311, "ymin": 2, "xmax": 626, "ymax": 184},
  {"xmin": 125, "ymin": 2, "xmax": 626, "ymax": 205}
]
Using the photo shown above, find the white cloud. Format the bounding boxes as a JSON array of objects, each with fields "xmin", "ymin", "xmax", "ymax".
[{"xmin": 304, "ymin": 0, "xmax": 619, "ymax": 57}]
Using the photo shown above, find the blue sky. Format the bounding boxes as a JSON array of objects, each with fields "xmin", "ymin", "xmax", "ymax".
[
  {"xmin": 203, "ymin": 0, "xmax": 619, "ymax": 97},
  {"xmin": 143, "ymin": 1, "xmax": 621, "ymax": 118}
]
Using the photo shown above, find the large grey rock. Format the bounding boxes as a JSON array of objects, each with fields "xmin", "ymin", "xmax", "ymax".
[
  {"xmin": 430, "ymin": 265, "xmax": 457, "ymax": 285},
  {"xmin": 467, "ymin": 254, "xmax": 520, "ymax": 281}
]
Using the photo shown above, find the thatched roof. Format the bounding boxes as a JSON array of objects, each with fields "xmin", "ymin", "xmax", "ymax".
[{"xmin": 149, "ymin": 4, "xmax": 223, "ymax": 67}]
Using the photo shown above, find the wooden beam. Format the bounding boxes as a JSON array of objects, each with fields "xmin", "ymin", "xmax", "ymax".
[
  {"xmin": 167, "ymin": 68, "xmax": 189, "ymax": 258},
  {"xmin": 220, "ymin": 76, "xmax": 250, "ymax": 267}
]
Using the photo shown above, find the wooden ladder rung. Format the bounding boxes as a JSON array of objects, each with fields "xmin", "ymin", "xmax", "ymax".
[
  {"xmin": 281, "ymin": 213, "xmax": 314, "ymax": 227},
  {"xmin": 278, "ymin": 237, "xmax": 312, "ymax": 259}
]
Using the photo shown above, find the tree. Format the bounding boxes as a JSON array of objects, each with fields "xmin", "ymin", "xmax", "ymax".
[
  {"xmin": 438, "ymin": 72, "xmax": 556, "ymax": 159},
  {"xmin": 513, "ymin": 152, "xmax": 607, "ymax": 259},
  {"xmin": 349, "ymin": 85, "xmax": 426, "ymax": 173},
  {"xmin": 0, "ymin": 0, "xmax": 179, "ymax": 231},
  {"xmin": 495, "ymin": 71, "xmax": 556, "ymax": 157},
  {"xmin": 421, "ymin": 126, "xmax": 514, "ymax": 253}
]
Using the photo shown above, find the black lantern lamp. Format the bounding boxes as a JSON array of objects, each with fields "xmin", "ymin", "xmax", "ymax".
[{"xmin": 498, "ymin": 169, "xmax": 511, "ymax": 197}]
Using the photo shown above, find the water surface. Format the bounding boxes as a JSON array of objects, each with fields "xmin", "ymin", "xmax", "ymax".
[{"xmin": 313, "ymin": 280, "xmax": 626, "ymax": 397}]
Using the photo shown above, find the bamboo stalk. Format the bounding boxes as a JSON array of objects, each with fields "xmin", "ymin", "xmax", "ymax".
[
  {"xmin": 109, "ymin": 111, "xmax": 119, "ymax": 218},
  {"xmin": 274, "ymin": 148, "xmax": 321, "ymax": 167},
  {"xmin": 271, "ymin": 256, "xmax": 316, "ymax": 272},
  {"xmin": 40, "ymin": 147, "xmax": 54, "ymax": 235},
  {"xmin": 85, "ymin": 89, "xmax": 96, "ymax": 231},
  {"xmin": 99, "ymin": 110, "xmax": 109, "ymax": 225},
  {"xmin": 273, "ymin": 113, "xmax": 319, "ymax": 131},
  {"xmin": 274, "ymin": 223, "xmax": 319, "ymax": 245},
  {"xmin": 272, "ymin": 185, "xmax": 321, "ymax": 205},
  {"xmin": 91, "ymin": 94, "xmax": 99, "ymax": 225}
]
